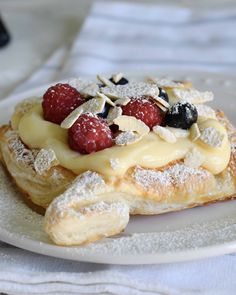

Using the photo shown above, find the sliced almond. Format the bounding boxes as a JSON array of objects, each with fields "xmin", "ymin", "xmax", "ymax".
[
  {"xmin": 81, "ymin": 83, "xmax": 100, "ymax": 97},
  {"xmin": 34, "ymin": 149, "xmax": 58, "ymax": 175},
  {"xmin": 61, "ymin": 97, "xmax": 105, "ymax": 129},
  {"xmin": 173, "ymin": 88, "xmax": 214, "ymax": 104},
  {"xmin": 101, "ymin": 82, "xmax": 159, "ymax": 101},
  {"xmin": 196, "ymin": 105, "xmax": 216, "ymax": 123},
  {"xmin": 97, "ymin": 75, "xmax": 113, "ymax": 87},
  {"xmin": 200, "ymin": 126, "xmax": 224, "ymax": 148},
  {"xmin": 151, "ymin": 95, "xmax": 170, "ymax": 109},
  {"xmin": 190, "ymin": 123, "xmax": 201, "ymax": 141},
  {"xmin": 166, "ymin": 127, "xmax": 189, "ymax": 138},
  {"xmin": 151, "ymin": 99, "xmax": 169, "ymax": 112},
  {"xmin": 114, "ymin": 97, "xmax": 131, "ymax": 106},
  {"xmin": 68, "ymin": 78, "xmax": 98, "ymax": 95},
  {"xmin": 146, "ymin": 77, "xmax": 184, "ymax": 88},
  {"xmin": 184, "ymin": 148, "xmax": 205, "ymax": 168},
  {"xmin": 96, "ymin": 92, "xmax": 115, "ymax": 106},
  {"xmin": 113, "ymin": 115, "xmax": 150, "ymax": 136},
  {"xmin": 112, "ymin": 73, "xmax": 123, "ymax": 84},
  {"xmin": 153, "ymin": 125, "xmax": 176, "ymax": 143},
  {"xmin": 115, "ymin": 131, "xmax": 142, "ymax": 146},
  {"xmin": 107, "ymin": 107, "xmax": 122, "ymax": 125}
]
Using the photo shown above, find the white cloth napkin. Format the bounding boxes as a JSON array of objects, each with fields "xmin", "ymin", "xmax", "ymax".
[{"xmin": 2, "ymin": 1, "xmax": 236, "ymax": 294}]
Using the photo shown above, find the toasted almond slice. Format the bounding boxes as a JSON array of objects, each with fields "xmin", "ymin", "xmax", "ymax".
[
  {"xmin": 68, "ymin": 78, "xmax": 100, "ymax": 97},
  {"xmin": 112, "ymin": 73, "xmax": 123, "ymax": 84},
  {"xmin": 190, "ymin": 123, "xmax": 201, "ymax": 141},
  {"xmin": 153, "ymin": 125, "xmax": 176, "ymax": 143},
  {"xmin": 196, "ymin": 105, "xmax": 216, "ymax": 122},
  {"xmin": 173, "ymin": 88, "xmax": 214, "ymax": 104},
  {"xmin": 113, "ymin": 115, "xmax": 150, "ymax": 136},
  {"xmin": 184, "ymin": 148, "xmax": 205, "ymax": 168},
  {"xmin": 34, "ymin": 149, "xmax": 58, "ymax": 175},
  {"xmin": 107, "ymin": 107, "xmax": 122, "ymax": 125},
  {"xmin": 61, "ymin": 97, "xmax": 106, "ymax": 129},
  {"xmin": 97, "ymin": 75, "xmax": 113, "ymax": 87},
  {"xmin": 200, "ymin": 126, "xmax": 224, "ymax": 148},
  {"xmin": 166, "ymin": 127, "xmax": 190, "ymax": 138},
  {"xmin": 114, "ymin": 97, "xmax": 131, "ymax": 106},
  {"xmin": 115, "ymin": 131, "xmax": 142, "ymax": 146},
  {"xmin": 151, "ymin": 99, "xmax": 169, "ymax": 112},
  {"xmin": 96, "ymin": 92, "xmax": 115, "ymax": 106},
  {"xmin": 146, "ymin": 77, "xmax": 184, "ymax": 88},
  {"xmin": 101, "ymin": 82, "xmax": 159, "ymax": 100},
  {"xmin": 81, "ymin": 83, "xmax": 100, "ymax": 97},
  {"xmin": 151, "ymin": 95, "xmax": 170, "ymax": 109}
]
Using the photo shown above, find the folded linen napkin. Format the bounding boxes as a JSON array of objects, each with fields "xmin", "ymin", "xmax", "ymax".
[{"xmin": 1, "ymin": 1, "xmax": 236, "ymax": 295}]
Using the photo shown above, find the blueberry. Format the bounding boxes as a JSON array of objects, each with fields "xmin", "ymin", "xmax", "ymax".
[
  {"xmin": 165, "ymin": 102, "xmax": 198, "ymax": 130},
  {"xmin": 97, "ymin": 103, "xmax": 111, "ymax": 118},
  {"xmin": 109, "ymin": 77, "xmax": 129, "ymax": 85},
  {"xmin": 158, "ymin": 87, "xmax": 169, "ymax": 102}
]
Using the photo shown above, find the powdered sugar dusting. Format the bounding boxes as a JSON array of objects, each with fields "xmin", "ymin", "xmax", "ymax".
[
  {"xmin": 5, "ymin": 130, "xmax": 37, "ymax": 169},
  {"xmin": 115, "ymin": 131, "xmax": 142, "ymax": 146},
  {"xmin": 200, "ymin": 127, "xmax": 224, "ymax": 147},
  {"xmin": 34, "ymin": 149, "xmax": 58, "ymax": 175},
  {"xmin": 133, "ymin": 164, "xmax": 209, "ymax": 190},
  {"xmin": 173, "ymin": 89, "xmax": 214, "ymax": 104},
  {"xmin": 1, "ymin": 163, "xmax": 236, "ymax": 261},
  {"xmin": 101, "ymin": 82, "xmax": 159, "ymax": 100}
]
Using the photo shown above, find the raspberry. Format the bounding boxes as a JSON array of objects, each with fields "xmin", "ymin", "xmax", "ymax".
[
  {"xmin": 42, "ymin": 83, "xmax": 85, "ymax": 124},
  {"xmin": 68, "ymin": 113, "xmax": 113, "ymax": 154},
  {"xmin": 121, "ymin": 97, "xmax": 164, "ymax": 128}
]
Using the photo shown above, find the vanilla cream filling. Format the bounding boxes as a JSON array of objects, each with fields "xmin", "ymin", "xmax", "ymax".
[{"xmin": 14, "ymin": 104, "xmax": 231, "ymax": 178}]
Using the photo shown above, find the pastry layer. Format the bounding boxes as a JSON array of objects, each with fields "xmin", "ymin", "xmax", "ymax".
[
  {"xmin": 0, "ymin": 111, "xmax": 236, "ymax": 212},
  {"xmin": 12, "ymin": 103, "xmax": 231, "ymax": 178}
]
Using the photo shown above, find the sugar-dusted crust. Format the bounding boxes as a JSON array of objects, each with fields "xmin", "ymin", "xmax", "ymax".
[
  {"xmin": 0, "ymin": 110, "xmax": 236, "ymax": 245},
  {"xmin": 0, "ymin": 125, "xmax": 76, "ymax": 209}
]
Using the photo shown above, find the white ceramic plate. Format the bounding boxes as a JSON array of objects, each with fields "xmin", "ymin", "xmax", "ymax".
[{"xmin": 0, "ymin": 70, "xmax": 236, "ymax": 265}]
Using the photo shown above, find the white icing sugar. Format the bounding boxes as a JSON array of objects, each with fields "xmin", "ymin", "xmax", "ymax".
[
  {"xmin": 173, "ymin": 89, "xmax": 214, "ymax": 104},
  {"xmin": 47, "ymin": 171, "xmax": 106, "ymax": 216},
  {"xmin": 115, "ymin": 131, "xmax": 141, "ymax": 146},
  {"xmin": 101, "ymin": 82, "xmax": 159, "ymax": 100},
  {"xmin": 184, "ymin": 148, "xmax": 205, "ymax": 169},
  {"xmin": 34, "ymin": 149, "xmax": 58, "ymax": 175},
  {"xmin": 146, "ymin": 77, "xmax": 184, "ymax": 88},
  {"xmin": 81, "ymin": 201, "xmax": 128, "ymax": 217},
  {"xmin": 5, "ymin": 130, "xmax": 37, "ymax": 168},
  {"xmin": 133, "ymin": 164, "xmax": 209, "ymax": 190},
  {"xmin": 1, "ymin": 163, "xmax": 236, "ymax": 259},
  {"xmin": 68, "ymin": 78, "xmax": 99, "ymax": 97},
  {"xmin": 200, "ymin": 127, "xmax": 224, "ymax": 147},
  {"xmin": 197, "ymin": 105, "xmax": 216, "ymax": 121}
]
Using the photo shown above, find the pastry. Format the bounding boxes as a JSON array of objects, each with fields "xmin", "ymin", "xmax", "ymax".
[{"xmin": 0, "ymin": 73, "xmax": 236, "ymax": 246}]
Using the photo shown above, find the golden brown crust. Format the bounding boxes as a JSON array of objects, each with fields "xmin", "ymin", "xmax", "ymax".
[{"xmin": 0, "ymin": 125, "xmax": 76, "ymax": 209}]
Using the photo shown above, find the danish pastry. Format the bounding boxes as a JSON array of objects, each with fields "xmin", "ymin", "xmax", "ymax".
[{"xmin": 0, "ymin": 74, "xmax": 236, "ymax": 246}]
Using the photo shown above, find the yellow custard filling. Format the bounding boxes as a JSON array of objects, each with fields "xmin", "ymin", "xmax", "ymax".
[{"xmin": 12, "ymin": 104, "xmax": 231, "ymax": 178}]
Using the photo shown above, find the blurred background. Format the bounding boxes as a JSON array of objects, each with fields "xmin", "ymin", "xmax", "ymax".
[{"xmin": 0, "ymin": 0, "xmax": 236, "ymax": 98}]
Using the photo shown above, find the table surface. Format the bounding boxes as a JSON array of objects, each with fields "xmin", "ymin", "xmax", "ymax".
[{"xmin": 0, "ymin": 0, "xmax": 236, "ymax": 99}]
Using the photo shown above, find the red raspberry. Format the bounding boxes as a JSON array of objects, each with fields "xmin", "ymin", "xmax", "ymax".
[
  {"xmin": 121, "ymin": 97, "xmax": 164, "ymax": 128},
  {"xmin": 68, "ymin": 113, "xmax": 113, "ymax": 154},
  {"xmin": 42, "ymin": 83, "xmax": 85, "ymax": 124}
]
